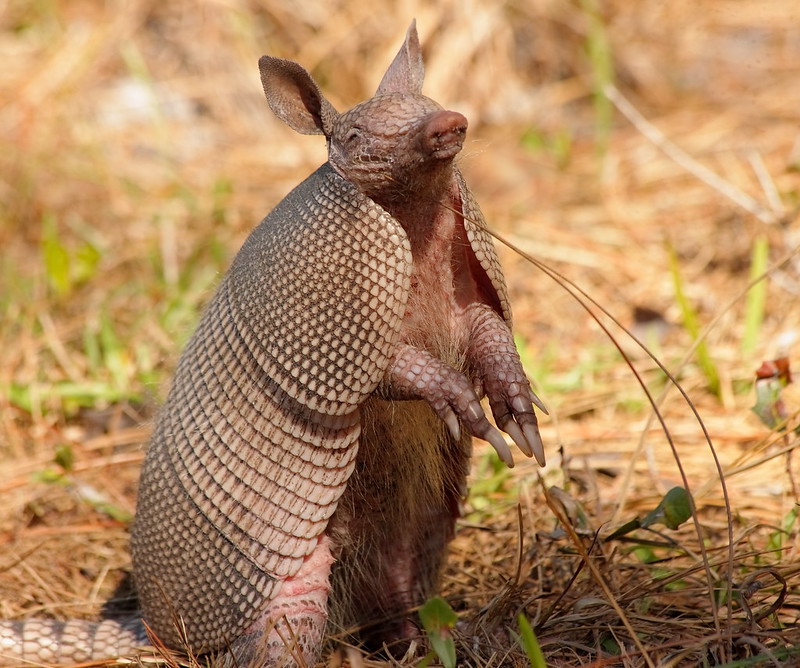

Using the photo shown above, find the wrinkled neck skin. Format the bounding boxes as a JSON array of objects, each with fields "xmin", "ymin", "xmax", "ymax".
[
  {"xmin": 325, "ymin": 93, "xmax": 467, "ymax": 266},
  {"xmin": 377, "ymin": 161, "xmax": 458, "ymax": 259},
  {"xmin": 371, "ymin": 158, "xmax": 468, "ymax": 355}
]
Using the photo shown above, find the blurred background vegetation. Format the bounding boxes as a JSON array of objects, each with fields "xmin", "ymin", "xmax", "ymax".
[{"xmin": 1, "ymin": 1, "xmax": 799, "ymax": 665}]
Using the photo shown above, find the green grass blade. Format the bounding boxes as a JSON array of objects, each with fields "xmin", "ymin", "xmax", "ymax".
[
  {"xmin": 668, "ymin": 243, "xmax": 721, "ymax": 397},
  {"xmin": 518, "ymin": 614, "xmax": 546, "ymax": 668},
  {"xmin": 580, "ymin": 0, "xmax": 614, "ymax": 155},
  {"xmin": 741, "ymin": 234, "xmax": 769, "ymax": 357}
]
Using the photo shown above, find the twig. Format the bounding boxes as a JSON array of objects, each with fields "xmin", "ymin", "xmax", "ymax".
[
  {"xmin": 748, "ymin": 150, "xmax": 784, "ymax": 215},
  {"xmin": 604, "ymin": 84, "xmax": 777, "ymax": 225}
]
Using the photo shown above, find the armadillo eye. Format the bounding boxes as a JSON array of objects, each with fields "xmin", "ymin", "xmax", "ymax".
[{"xmin": 346, "ymin": 127, "xmax": 362, "ymax": 144}]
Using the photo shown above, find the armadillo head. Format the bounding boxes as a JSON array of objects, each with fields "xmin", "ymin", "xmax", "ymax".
[
  {"xmin": 329, "ymin": 94, "xmax": 467, "ymax": 204},
  {"xmin": 259, "ymin": 20, "xmax": 467, "ymax": 204}
]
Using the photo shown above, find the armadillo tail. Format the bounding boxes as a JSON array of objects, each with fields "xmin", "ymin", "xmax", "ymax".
[{"xmin": 0, "ymin": 618, "xmax": 149, "ymax": 665}]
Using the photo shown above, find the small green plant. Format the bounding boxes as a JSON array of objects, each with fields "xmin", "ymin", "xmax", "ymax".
[
  {"xmin": 41, "ymin": 212, "xmax": 103, "ymax": 298},
  {"xmin": 517, "ymin": 614, "xmax": 546, "ymax": 668},
  {"xmin": 418, "ymin": 596, "xmax": 458, "ymax": 668},
  {"xmin": 608, "ymin": 486, "xmax": 692, "ymax": 539}
]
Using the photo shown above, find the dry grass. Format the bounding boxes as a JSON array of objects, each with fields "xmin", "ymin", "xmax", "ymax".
[{"xmin": 2, "ymin": 0, "xmax": 800, "ymax": 666}]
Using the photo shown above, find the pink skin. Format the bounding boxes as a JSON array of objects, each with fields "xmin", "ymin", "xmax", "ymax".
[{"xmin": 239, "ymin": 536, "xmax": 334, "ymax": 665}]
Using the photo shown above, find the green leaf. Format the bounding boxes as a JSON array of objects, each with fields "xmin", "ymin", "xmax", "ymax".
[
  {"xmin": 8, "ymin": 382, "xmax": 33, "ymax": 412},
  {"xmin": 32, "ymin": 467, "xmax": 67, "ymax": 485},
  {"xmin": 417, "ymin": 652, "xmax": 435, "ymax": 668},
  {"xmin": 668, "ymin": 243, "xmax": 721, "ymax": 397},
  {"xmin": 41, "ymin": 213, "xmax": 71, "ymax": 296},
  {"xmin": 518, "ymin": 614, "xmax": 546, "ymax": 668},
  {"xmin": 54, "ymin": 444, "xmax": 74, "ymax": 472},
  {"xmin": 641, "ymin": 486, "xmax": 692, "ymax": 530},
  {"xmin": 74, "ymin": 240, "xmax": 102, "ymax": 284},
  {"xmin": 100, "ymin": 313, "xmax": 131, "ymax": 391},
  {"xmin": 601, "ymin": 633, "xmax": 621, "ymax": 655},
  {"xmin": 419, "ymin": 597, "xmax": 458, "ymax": 668}
]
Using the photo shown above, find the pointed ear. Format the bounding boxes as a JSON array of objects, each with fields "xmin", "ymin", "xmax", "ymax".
[
  {"xmin": 375, "ymin": 20, "xmax": 424, "ymax": 95},
  {"xmin": 259, "ymin": 55, "xmax": 339, "ymax": 136}
]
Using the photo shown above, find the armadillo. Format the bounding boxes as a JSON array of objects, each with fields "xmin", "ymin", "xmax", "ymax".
[{"xmin": 0, "ymin": 21, "xmax": 545, "ymax": 667}]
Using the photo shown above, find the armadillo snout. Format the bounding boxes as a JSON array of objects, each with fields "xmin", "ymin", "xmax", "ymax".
[{"xmin": 422, "ymin": 110, "xmax": 468, "ymax": 159}]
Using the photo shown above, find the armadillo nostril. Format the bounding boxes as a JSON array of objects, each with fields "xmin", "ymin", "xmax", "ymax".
[{"xmin": 422, "ymin": 110, "xmax": 468, "ymax": 158}]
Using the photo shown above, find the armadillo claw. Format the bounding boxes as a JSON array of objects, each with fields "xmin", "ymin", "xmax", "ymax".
[
  {"xmin": 459, "ymin": 394, "xmax": 515, "ymax": 465},
  {"xmin": 529, "ymin": 388, "xmax": 549, "ymax": 416},
  {"xmin": 522, "ymin": 421, "xmax": 546, "ymax": 467},
  {"xmin": 507, "ymin": 393, "xmax": 546, "ymax": 466},
  {"xmin": 502, "ymin": 420, "xmax": 533, "ymax": 459},
  {"xmin": 449, "ymin": 388, "xmax": 516, "ymax": 466},
  {"xmin": 484, "ymin": 425, "xmax": 514, "ymax": 467},
  {"xmin": 442, "ymin": 408, "xmax": 461, "ymax": 442},
  {"xmin": 514, "ymin": 393, "xmax": 546, "ymax": 462}
]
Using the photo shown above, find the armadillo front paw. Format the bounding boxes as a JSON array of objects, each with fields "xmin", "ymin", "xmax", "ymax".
[
  {"xmin": 486, "ymin": 380, "xmax": 547, "ymax": 466},
  {"xmin": 382, "ymin": 344, "xmax": 516, "ymax": 466},
  {"xmin": 467, "ymin": 304, "xmax": 547, "ymax": 466}
]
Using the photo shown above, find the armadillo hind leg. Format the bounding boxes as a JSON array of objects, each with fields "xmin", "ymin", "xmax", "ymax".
[
  {"xmin": 215, "ymin": 536, "xmax": 334, "ymax": 668},
  {"xmin": 0, "ymin": 618, "xmax": 150, "ymax": 665},
  {"xmin": 328, "ymin": 400, "xmax": 470, "ymax": 656}
]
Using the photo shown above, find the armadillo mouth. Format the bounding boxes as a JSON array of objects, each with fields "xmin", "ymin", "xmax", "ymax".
[{"xmin": 422, "ymin": 110, "xmax": 468, "ymax": 160}]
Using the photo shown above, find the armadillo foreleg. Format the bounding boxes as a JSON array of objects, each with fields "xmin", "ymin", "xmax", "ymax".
[
  {"xmin": 378, "ymin": 343, "xmax": 517, "ymax": 465},
  {"xmin": 466, "ymin": 302, "xmax": 547, "ymax": 466}
]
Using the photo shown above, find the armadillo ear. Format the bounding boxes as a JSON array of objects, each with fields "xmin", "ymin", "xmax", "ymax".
[
  {"xmin": 259, "ymin": 56, "xmax": 339, "ymax": 137},
  {"xmin": 376, "ymin": 19, "xmax": 425, "ymax": 95}
]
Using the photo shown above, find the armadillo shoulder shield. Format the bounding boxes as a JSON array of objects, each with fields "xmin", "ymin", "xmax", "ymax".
[
  {"xmin": 132, "ymin": 162, "xmax": 412, "ymax": 651},
  {"xmin": 232, "ymin": 162, "xmax": 413, "ymax": 414},
  {"xmin": 454, "ymin": 168, "xmax": 513, "ymax": 327}
]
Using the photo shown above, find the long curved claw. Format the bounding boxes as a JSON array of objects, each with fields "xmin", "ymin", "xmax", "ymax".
[
  {"xmin": 496, "ymin": 394, "xmax": 544, "ymax": 466},
  {"xmin": 442, "ymin": 408, "xmax": 461, "ymax": 441},
  {"xmin": 438, "ymin": 390, "xmax": 515, "ymax": 466},
  {"xmin": 502, "ymin": 420, "xmax": 533, "ymax": 458},
  {"xmin": 529, "ymin": 388, "xmax": 549, "ymax": 415},
  {"xmin": 460, "ymin": 396, "xmax": 514, "ymax": 466},
  {"xmin": 522, "ymin": 422, "xmax": 546, "ymax": 466},
  {"xmin": 483, "ymin": 425, "xmax": 514, "ymax": 467}
]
